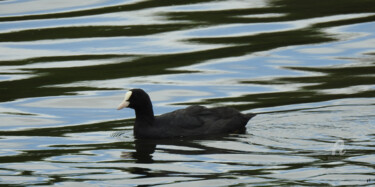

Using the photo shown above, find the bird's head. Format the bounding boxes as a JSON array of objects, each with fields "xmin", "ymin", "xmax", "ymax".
[{"xmin": 117, "ymin": 88, "xmax": 152, "ymax": 111}]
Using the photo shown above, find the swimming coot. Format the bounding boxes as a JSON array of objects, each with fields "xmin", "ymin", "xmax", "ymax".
[{"xmin": 117, "ymin": 89, "xmax": 256, "ymax": 139}]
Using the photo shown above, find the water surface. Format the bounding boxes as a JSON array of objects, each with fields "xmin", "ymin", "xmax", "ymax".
[{"xmin": 0, "ymin": 0, "xmax": 375, "ymax": 186}]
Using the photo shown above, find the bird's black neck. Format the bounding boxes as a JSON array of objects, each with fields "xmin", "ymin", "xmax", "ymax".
[
  {"xmin": 133, "ymin": 105, "xmax": 154, "ymax": 138},
  {"xmin": 134, "ymin": 104, "xmax": 155, "ymax": 126}
]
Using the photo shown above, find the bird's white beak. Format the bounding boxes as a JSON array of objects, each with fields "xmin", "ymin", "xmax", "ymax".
[
  {"xmin": 117, "ymin": 91, "xmax": 132, "ymax": 110},
  {"xmin": 117, "ymin": 100, "xmax": 129, "ymax": 110}
]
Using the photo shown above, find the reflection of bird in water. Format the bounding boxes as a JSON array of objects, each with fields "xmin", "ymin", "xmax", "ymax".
[
  {"xmin": 121, "ymin": 139, "xmax": 156, "ymax": 163},
  {"xmin": 122, "ymin": 136, "xmax": 249, "ymax": 163},
  {"xmin": 117, "ymin": 88, "xmax": 256, "ymax": 139}
]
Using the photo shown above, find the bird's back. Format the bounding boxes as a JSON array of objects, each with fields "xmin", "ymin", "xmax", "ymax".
[{"xmin": 152, "ymin": 105, "xmax": 255, "ymax": 138}]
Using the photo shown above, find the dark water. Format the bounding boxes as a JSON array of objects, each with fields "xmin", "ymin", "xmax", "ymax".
[{"xmin": 1, "ymin": 0, "xmax": 375, "ymax": 186}]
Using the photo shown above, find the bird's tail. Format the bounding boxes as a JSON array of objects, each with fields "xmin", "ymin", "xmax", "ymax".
[{"xmin": 245, "ymin": 113, "xmax": 256, "ymax": 120}]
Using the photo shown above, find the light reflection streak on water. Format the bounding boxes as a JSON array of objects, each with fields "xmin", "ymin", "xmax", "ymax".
[{"xmin": 0, "ymin": 0, "xmax": 136, "ymax": 17}]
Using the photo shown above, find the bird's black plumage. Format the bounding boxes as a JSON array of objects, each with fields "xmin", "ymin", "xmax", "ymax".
[{"xmin": 118, "ymin": 89, "xmax": 256, "ymax": 139}]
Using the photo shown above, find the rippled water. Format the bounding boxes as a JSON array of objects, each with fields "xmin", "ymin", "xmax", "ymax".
[{"xmin": 0, "ymin": 0, "xmax": 375, "ymax": 186}]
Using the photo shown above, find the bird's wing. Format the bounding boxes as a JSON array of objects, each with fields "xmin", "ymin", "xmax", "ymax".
[
  {"xmin": 156, "ymin": 106, "xmax": 203, "ymax": 129},
  {"xmin": 154, "ymin": 106, "xmax": 251, "ymax": 137}
]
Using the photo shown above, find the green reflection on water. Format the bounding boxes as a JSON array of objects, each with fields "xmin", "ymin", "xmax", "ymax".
[{"xmin": 1, "ymin": 0, "xmax": 374, "ymax": 108}]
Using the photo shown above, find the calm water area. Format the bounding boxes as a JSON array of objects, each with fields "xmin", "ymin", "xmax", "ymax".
[{"xmin": 0, "ymin": 0, "xmax": 375, "ymax": 186}]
